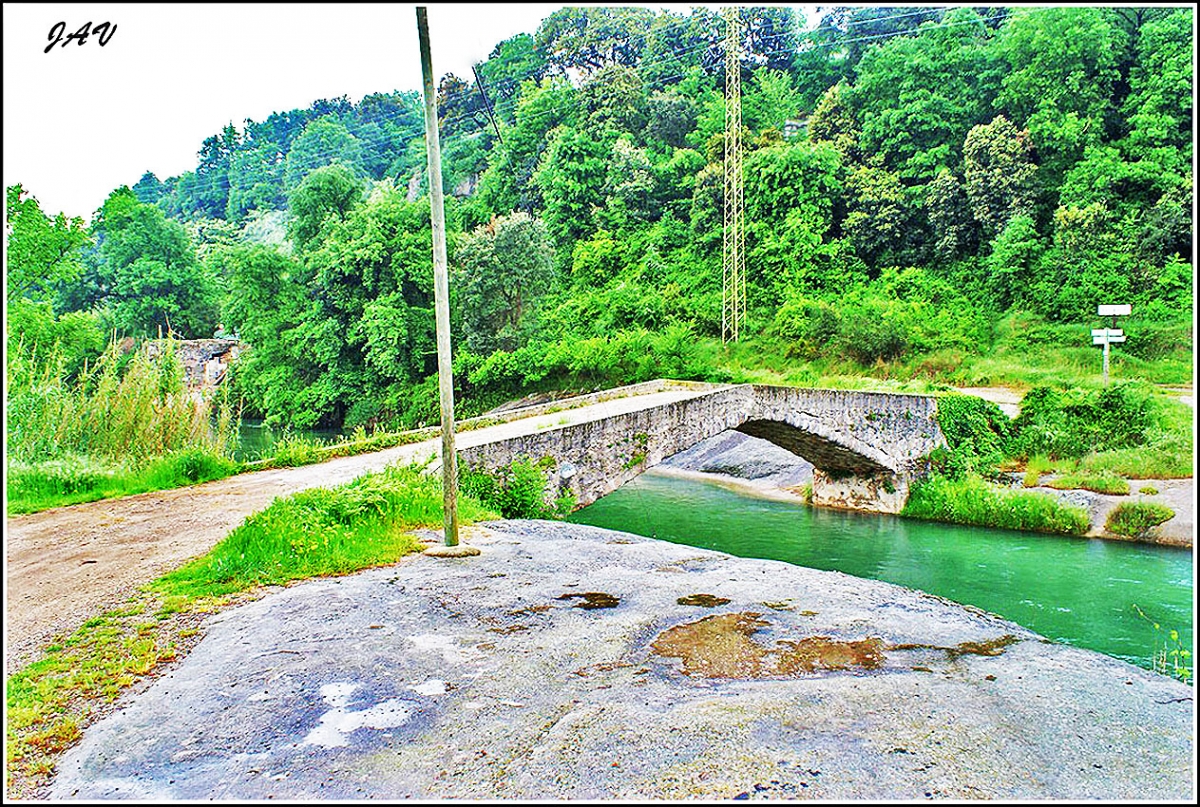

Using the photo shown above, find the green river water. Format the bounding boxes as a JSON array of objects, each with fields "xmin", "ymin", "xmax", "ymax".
[{"xmin": 569, "ymin": 470, "xmax": 1194, "ymax": 675}]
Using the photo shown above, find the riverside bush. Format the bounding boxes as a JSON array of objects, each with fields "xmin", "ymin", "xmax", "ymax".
[
  {"xmin": 461, "ymin": 458, "xmax": 573, "ymax": 520},
  {"xmin": 1105, "ymin": 501, "xmax": 1175, "ymax": 538},
  {"xmin": 1010, "ymin": 382, "xmax": 1156, "ymax": 460},
  {"xmin": 903, "ymin": 474, "xmax": 1090, "ymax": 535},
  {"xmin": 932, "ymin": 394, "xmax": 1013, "ymax": 478}
]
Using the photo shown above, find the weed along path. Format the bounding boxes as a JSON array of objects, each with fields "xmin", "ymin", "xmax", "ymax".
[
  {"xmin": 4, "ymin": 384, "xmax": 718, "ymax": 674},
  {"xmin": 47, "ymin": 522, "xmax": 1194, "ymax": 800}
]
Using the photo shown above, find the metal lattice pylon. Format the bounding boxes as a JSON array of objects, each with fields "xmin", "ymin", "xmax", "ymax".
[{"xmin": 722, "ymin": 6, "xmax": 747, "ymax": 343}]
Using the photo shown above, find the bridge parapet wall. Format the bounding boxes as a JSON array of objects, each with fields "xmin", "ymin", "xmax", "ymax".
[
  {"xmin": 457, "ymin": 382, "xmax": 946, "ymax": 515},
  {"xmin": 459, "ymin": 386, "xmax": 754, "ymax": 509}
]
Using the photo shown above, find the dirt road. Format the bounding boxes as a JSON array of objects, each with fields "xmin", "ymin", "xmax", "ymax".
[{"xmin": 4, "ymin": 387, "xmax": 717, "ymax": 675}]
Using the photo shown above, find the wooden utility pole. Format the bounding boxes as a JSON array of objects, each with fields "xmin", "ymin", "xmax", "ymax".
[{"xmin": 417, "ymin": 7, "xmax": 470, "ymax": 553}]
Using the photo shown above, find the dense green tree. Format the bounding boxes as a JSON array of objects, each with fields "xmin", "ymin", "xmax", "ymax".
[
  {"xmin": 806, "ymin": 81, "xmax": 860, "ymax": 162},
  {"xmin": 984, "ymin": 214, "xmax": 1044, "ymax": 310},
  {"xmin": 535, "ymin": 7, "xmax": 656, "ymax": 76},
  {"xmin": 851, "ymin": 7, "xmax": 1005, "ymax": 182},
  {"xmin": 962, "ymin": 115, "xmax": 1038, "ymax": 242},
  {"xmin": 131, "ymin": 172, "xmax": 166, "ymax": 205},
  {"xmin": 580, "ymin": 64, "xmax": 648, "ymax": 138},
  {"xmin": 225, "ymin": 140, "xmax": 286, "ymax": 222},
  {"xmin": 645, "ymin": 91, "xmax": 699, "ymax": 149},
  {"xmin": 5, "ymin": 184, "xmax": 88, "ymax": 303},
  {"xmin": 94, "ymin": 188, "xmax": 221, "ymax": 338},
  {"xmin": 437, "ymin": 73, "xmax": 484, "ymax": 137},
  {"xmin": 283, "ymin": 118, "xmax": 364, "ymax": 190},
  {"xmin": 1120, "ymin": 8, "xmax": 1193, "ymax": 157},
  {"xmin": 742, "ymin": 69, "xmax": 802, "ymax": 135},
  {"xmin": 599, "ymin": 138, "xmax": 657, "ymax": 227},
  {"xmin": 842, "ymin": 164, "xmax": 911, "ymax": 269},
  {"xmin": 476, "ymin": 34, "xmax": 547, "ymax": 119},
  {"xmin": 641, "ymin": 9, "xmax": 722, "ymax": 89},
  {"xmin": 995, "ymin": 7, "xmax": 1125, "ymax": 190},
  {"xmin": 287, "ymin": 164, "xmax": 364, "ymax": 250},
  {"xmin": 474, "ymin": 76, "xmax": 579, "ymax": 215},
  {"xmin": 925, "ymin": 168, "xmax": 977, "ymax": 265},
  {"xmin": 453, "ymin": 212, "xmax": 555, "ymax": 353},
  {"xmin": 742, "ymin": 142, "xmax": 846, "ymax": 300},
  {"xmin": 534, "ymin": 125, "xmax": 612, "ymax": 254}
]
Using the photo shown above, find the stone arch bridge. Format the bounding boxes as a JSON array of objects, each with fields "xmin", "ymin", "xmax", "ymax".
[{"xmin": 458, "ymin": 382, "xmax": 948, "ymax": 514}]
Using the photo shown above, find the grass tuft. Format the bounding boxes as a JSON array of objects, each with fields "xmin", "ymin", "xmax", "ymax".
[
  {"xmin": 1046, "ymin": 473, "xmax": 1130, "ymax": 495},
  {"xmin": 1104, "ymin": 501, "xmax": 1176, "ymax": 538}
]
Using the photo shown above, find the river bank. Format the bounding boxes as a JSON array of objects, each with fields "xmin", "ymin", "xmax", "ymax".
[
  {"xmin": 48, "ymin": 520, "xmax": 1194, "ymax": 801},
  {"xmin": 661, "ymin": 431, "xmax": 1194, "ymax": 547}
]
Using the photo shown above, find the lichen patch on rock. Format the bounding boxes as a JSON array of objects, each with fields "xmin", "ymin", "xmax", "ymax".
[{"xmin": 651, "ymin": 612, "xmax": 885, "ymax": 679}]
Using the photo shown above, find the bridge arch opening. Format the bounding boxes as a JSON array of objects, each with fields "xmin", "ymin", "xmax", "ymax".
[{"xmin": 732, "ymin": 419, "xmax": 893, "ymax": 476}]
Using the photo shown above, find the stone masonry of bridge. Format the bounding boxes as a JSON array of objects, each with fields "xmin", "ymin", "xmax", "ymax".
[{"xmin": 458, "ymin": 383, "xmax": 947, "ymax": 514}]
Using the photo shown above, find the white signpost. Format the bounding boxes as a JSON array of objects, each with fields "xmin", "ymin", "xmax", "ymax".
[{"xmin": 1093, "ymin": 304, "xmax": 1130, "ymax": 384}]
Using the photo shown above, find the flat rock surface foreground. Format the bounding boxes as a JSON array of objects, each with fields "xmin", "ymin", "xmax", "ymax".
[{"xmin": 53, "ymin": 522, "xmax": 1194, "ymax": 801}]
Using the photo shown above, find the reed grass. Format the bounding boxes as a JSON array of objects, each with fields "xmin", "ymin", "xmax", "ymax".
[{"xmin": 6, "ymin": 336, "xmax": 242, "ymax": 514}]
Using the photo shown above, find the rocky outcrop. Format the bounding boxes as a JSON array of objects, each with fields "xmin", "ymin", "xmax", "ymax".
[
  {"xmin": 145, "ymin": 338, "xmax": 243, "ymax": 390},
  {"xmin": 50, "ymin": 521, "xmax": 1195, "ymax": 800}
]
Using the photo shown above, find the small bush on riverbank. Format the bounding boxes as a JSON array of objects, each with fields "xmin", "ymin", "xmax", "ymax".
[
  {"xmin": 931, "ymin": 394, "xmax": 1012, "ymax": 478},
  {"xmin": 1105, "ymin": 501, "xmax": 1175, "ymax": 538},
  {"xmin": 461, "ymin": 458, "xmax": 574, "ymax": 520},
  {"xmin": 1047, "ymin": 473, "xmax": 1130, "ymax": 495},
  {"xmin": 1009, "ymin": 382, "xmax": 1157, "ymax": 461},
  {"xmin": 903, "ymin": 474, "xmax": 1089, "ymax": 536}
]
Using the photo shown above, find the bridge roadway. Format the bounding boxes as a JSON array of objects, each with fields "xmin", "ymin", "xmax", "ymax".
[{"xmin": 5, "ymin": 380, "xmax": 945, "ymax": 673}]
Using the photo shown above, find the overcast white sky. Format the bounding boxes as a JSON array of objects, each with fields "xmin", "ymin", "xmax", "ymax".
[{"xmin": 3, "ymin": 2, "xmax": 764, "ymax": 222}]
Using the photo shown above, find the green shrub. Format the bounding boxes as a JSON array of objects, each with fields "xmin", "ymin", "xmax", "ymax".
[
  {"xmin": 1010, "ymin": 382, "xmax": 1157, "ymax": 460},
  {"xmin": 903, "ymin": 473, "xmax": 1089, "ymax": 535},
  {"xmin": 775, "ymin": 297, "xmax": 840, "ymax": 358},
  {"xmin": 838, "ymin": 305, "xmax": 909, "ymax": 365},
  {"xmin": 460, "ymin": 458, "xmax": 571, "ymax": 520},
  {"xmin": 1105, "ymin": 501, "xmax": 1175, "ymax": 538},
  {"xmin": 933, "ymin": 394, "xmax": 1013, "ymax": 478},
  {"xmin": 1139, "ymin": 485, "xmax": 1159, "ymax": 495},
  {"xmin": 142, "ymin": 448, "xmax": 240, "ymax": 487},
  {"xmin": 1047, "ymin": 473, "xmax": 1130, "ymax": 495},
  {"xmin": 266, "ymin": 432, "xmax": 328, "ymax": 467}
]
